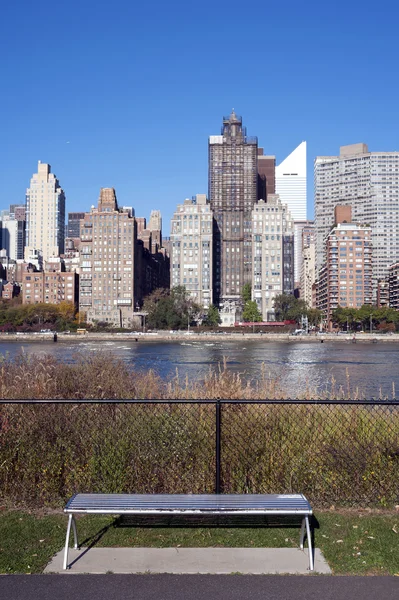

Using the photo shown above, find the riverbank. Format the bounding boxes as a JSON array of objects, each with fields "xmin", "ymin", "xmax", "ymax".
[{"xmin": 1, "ymin": 331, "xmax": 398, "ymax": 343}]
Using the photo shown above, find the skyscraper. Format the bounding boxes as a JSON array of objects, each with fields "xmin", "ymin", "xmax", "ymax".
[
  {"xmin": 317, "ymin": 206, "xmax": 372, "ymax": 328},
  {"xmin": 251, "ymin": 196, "xmax": 294, "ymax": 320},
  {"xmin": 79, "ymin": 188, "xmax": 138, "ymax": 327},
  {"xmin": 209, "ymin": 111, "xmax": 258, "ymax": 310},
  {"xmin": 314, "ymin": 143, "xmax": 399, "ymax": 299},
  {"xmin": 0, "ymin": 218, "xmax": 25, "ymax": 260},
  {"xmin": 25, "ymin": 161, "xmax": 66, "ymax": 263},
  {"xmin": 170, "ymin": 194, "xmax": 213, "ymax": 308},
  {"xmin": 275, "ymin": 141, "xmax": 307, "ymax": 221}
]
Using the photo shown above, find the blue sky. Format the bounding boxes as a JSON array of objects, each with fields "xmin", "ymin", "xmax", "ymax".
[{"xmin": 1, "ymin": 0, "xmax": 398, "ymax": 234}]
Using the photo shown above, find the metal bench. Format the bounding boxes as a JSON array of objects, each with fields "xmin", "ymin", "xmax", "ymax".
[{"xmin": 64, "ymin": 493, "xmax": 314, "ymax": 571}]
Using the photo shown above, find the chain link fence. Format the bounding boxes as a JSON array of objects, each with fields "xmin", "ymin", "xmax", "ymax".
[{"xmin": 0, "ymin": 401, "xmax": 398, "ymax": 507}]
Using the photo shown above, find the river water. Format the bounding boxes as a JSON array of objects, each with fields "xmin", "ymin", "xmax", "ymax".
[{"xmin": 0, "ymin": 338, "xmax": 398, "ymax": 399}]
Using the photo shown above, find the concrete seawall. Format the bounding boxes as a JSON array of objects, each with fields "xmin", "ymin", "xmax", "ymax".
[{"xmin": 1, "ymin": 332, "xmax": 398, "ymax": 343}]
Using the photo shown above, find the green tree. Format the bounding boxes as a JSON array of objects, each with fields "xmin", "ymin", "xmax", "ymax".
[
  {"xmin": 307, "ymin": 308, "xmax": 323, "ymax": 327},
  {"xmin": 204, "ymin": 304, "xmax": 221, "ymax": 327},
  {"xmin": 242, "ymin": 300, "xmax": 262, "ymax": 322},
  {"xmin": 241, "ymin": 283, "xmax": 252, "ymax": 303},
  {"xmin": 143, "ymin": 286, "xmax": 201, "ymax": 330},
  {"xmin": 273, "ymin": 294, "xmax": 307, "ymax": 322}
]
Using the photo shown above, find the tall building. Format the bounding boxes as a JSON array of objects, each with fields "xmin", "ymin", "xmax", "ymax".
[
  {"xmin": 257, "ymin": 148, "xmax": 275, "ymax": 200},
  {"xmin": 25, "ymin": 161, "xmax": 66, "ymax": 264},
  {"xmin": 209, "ymin": 111, "xmax": 258, "ymax": 311},
  {"xmin": 275, "ymin": 141, "xmax": 307, "ymax": 221},
  {"xmin": 148, "ymin": 209, "xmax": 162, "ymax": 253},
  {"xmin": 388, "ymin": 263, "xmax": 399, "ymax": 310},
  {"xmin": 317, "ymin": 206, "xmax": 372, "ymax": 328},
  {"xmin": 293, "ymin": 220, "xmax": 314, "ymax": 286},
  {"xmin": 251, "ymin": 195, "xmax": 294, "ymax": 321},
  {"xmin": 0, "ymin": 218, "xmax": 25, "ymax": 260},
  {"xmin": 300, "ymin": 243, "xmax": 316, "ymax": 308},
  {"xmin": 314, "ymin": 143, "xmax": 399, "ymax": 299},
  {"xmin": 79, "ymin": 188, "xmax": 139, "ymax": 327},
  {"xmin": 67, "ymin": 212, "xmax": 85, "ymax": 239},
  {"xmin": 299, "ymin": 222, "xmax": 316, "ymax": 306},
  {"xmin": 170, "ymin": 194, "xmax": 213, "ymax": 309}
]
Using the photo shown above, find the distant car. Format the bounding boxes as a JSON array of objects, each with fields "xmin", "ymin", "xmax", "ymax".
[
  {"xmin": 291, "ymin": 329, "xmax": 306, "ymax": 336},
  {"xmin": 40, "ymin": 329, "xmax": 52, "ymax": 334}
]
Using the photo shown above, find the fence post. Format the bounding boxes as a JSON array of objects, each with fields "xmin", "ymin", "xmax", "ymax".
[{"xmin": 215, "ymin": 400, "xmax": 221, "ymax": 494}]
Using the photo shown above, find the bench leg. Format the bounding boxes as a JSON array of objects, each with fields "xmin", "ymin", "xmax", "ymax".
[
  {"xmin": 299, "ymin": 518, "xmax": 306, "ymax": 549},
  {"xmin": 305, "ymin": 516, "xmax": 314, "ymax": 571},
  {"xmin": 63, "ymin": 514, "xmax": 73, "ymax": 570},
  {"xmin": 71, "ymin": 515, "xmax": 78, "ymax": 549},
  {"xmin": 63, "ymin": 515, "xmax": 79, "ymax": 570}
]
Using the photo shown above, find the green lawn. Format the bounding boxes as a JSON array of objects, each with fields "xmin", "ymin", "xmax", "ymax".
[{"xmin": 0, "ymin": 510, "xmax": 398, "ymax": 575}]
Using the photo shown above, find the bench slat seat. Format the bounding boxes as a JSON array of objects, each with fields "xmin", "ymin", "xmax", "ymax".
[
  {"xmin": 63, "ymin": 493, "xmax": 314, "ymax": 572},
  {"xmin": 65, "ymin": 493, "xmax": 312, "ymax": 515}
]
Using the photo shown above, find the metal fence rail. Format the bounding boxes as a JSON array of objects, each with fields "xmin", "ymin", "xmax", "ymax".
[{"xmin": 0, "ymin": 400, "xmax": 398, "ymax": 507}]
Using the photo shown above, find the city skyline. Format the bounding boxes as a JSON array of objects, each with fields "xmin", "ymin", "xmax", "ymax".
[{"xmin": 1, "ymin": 2, "xmax": 398, "ymax": 235}]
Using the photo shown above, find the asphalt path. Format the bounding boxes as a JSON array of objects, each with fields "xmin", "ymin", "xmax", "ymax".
[{"xmin": 1, "ymin": 575, "xmax": 398, "ymax": 600}]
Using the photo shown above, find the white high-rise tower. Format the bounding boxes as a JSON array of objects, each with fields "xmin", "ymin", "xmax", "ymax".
[
  {"xmin": 25, "ymin": 161, "xmax": 65, "ymax": 264},
  {"xmin": 276, "ymin": 142, "xmax": 307, "ymax": 284},
  {"xmin": 275, "ymin": 141, "xmax": 307, "ymax": 221}
]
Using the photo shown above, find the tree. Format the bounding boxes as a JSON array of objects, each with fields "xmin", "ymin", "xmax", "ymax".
[
  {"xmin": 273, "ymin": 294, "xmax": 307, "ymax": 322},
  {"xmin": 143, "ymin": 286, "xmax": 201, "ymax": 330},
  {"xmin": 241, "ymin": 283, "xmax": 252, "ymax": 303},
  {"xmin": 242, "ymin": 300, "xmax": 262, "ymax": 323},
  {"xmin": 203, "ymin": 304, "xmax": 221, "ymax": 327},
  {"xmin": 307, "ymin": 308, "xmax": 323, "ymax": 327}
]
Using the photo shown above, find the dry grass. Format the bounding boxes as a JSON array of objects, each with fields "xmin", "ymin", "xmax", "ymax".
[{"xmin": 0, "ymin": 353, "xmax": 398, "ymax": 509}]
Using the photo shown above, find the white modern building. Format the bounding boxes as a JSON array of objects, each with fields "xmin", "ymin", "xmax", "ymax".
[
  {"xmin": 314, "ymin": 143, "xmax": 399, "ymax": 300},
  {"xmin": 25, "ymin": 161, "xmax": 65, "ymax": 264},
  {"xmin": 251, "ymin": 196, "xmax": 294, "ymax": 321},
  {"xmin": 276, "ymin": 141, "xmax": 307, "ymax": 221},
  {"xmin": 276, "ymin": 142, "xmax": 307, "ymax": 286},
  {"xmin": 170, "ymin": 194, "xmax": 213, "ymax": 309}
]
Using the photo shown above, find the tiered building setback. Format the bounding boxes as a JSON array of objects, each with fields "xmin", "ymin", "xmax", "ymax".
[
  {"xmin": 209, "ymin": 111, "xmax": 258, "ymax": 310},
  {"xmin": 25, "ymin": 161, "xmax": 65, "ymax": 264}
]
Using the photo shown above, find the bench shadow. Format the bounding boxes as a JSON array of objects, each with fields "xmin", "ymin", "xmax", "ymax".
[
  {"xmin": 68, "ymin": 522, "xmax": 115, "ymax": 569},
  {"xmin": 71, "ymin": 514, "xmax": 320, "ymax": 568}
]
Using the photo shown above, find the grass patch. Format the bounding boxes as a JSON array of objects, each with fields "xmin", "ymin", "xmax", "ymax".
[{"xmin": 0, "ymin": 510, "xmax": 398, "ymax": 575}]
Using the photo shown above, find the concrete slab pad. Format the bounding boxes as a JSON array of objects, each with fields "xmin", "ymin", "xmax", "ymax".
[{"xmin": 44, "ymin": 547, "xmax": 331, "ymax": 575}]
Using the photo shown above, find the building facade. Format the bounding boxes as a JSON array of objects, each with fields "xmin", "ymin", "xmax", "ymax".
[
  {"xmin": 67, "ymin": 212, "xmax": 85, "ymax": 239},
  {"xmin": 22, "ymin": 269, "xmax": 77, "ymax": 305},
  {"xmin": 314, "ymin": 143, "xmax": 399, "ymax": 299},
  {"xmin": 275, "ymin": 141, "xmax": 307, "ymax": 221},
  {"xmin": 317, "ymin": 206, "xmax": 372, "ymax": 328},
  {"xmin": 300, "ymin": 242, "xmax": 316, "ymax": 308},
  {"xmin": 79, "ymin": 188, "xmax": 139, "ymax": 328},
  {"xmin": 257, "ymin": 148, "xmax": 275, "ymax": 201},
  {"xmin": 0, "ymin": 218, "xmax": 25, "ymax": 260},
  {"xmin": 388, "ymin": 263, "xmax": 399, "ymax": 310},
  {"xmin": 25, "ymin": 161, "xmax": 66, "ymax": 263},
  {"xmin": 209, "ymin": 111, "xmax": 258, "ymax": 311},
  {"xmin": 293, "ymin": 219, "xmax": 314, "ymax": 287},
  {"xmin": 251, "ymin": 196, "xmax": 294, "ymax": 321},
  {"xmin": 170, "ymin": 194, "xmax": 213, "ymax": 309}
]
